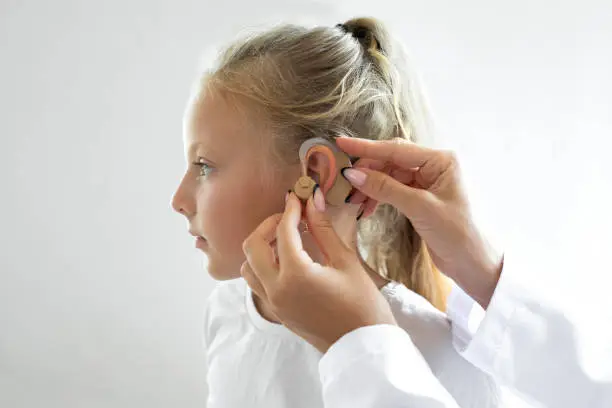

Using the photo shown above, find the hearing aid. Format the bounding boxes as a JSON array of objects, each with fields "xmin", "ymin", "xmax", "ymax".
[{"xmin": 292, "ymin": 137, "xmax": 354, "ymax": 206}]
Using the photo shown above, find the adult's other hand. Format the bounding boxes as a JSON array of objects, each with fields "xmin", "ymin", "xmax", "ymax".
[{"xmin": 337, "ymin": 136, "xmax": 503, "ymax": 308}]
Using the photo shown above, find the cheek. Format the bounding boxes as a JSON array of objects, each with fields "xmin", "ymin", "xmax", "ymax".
[
  {"xmin": 197, "ymin": 183, "xmax": 247, "ymax": 243},
  {"xmin": 197, "ymin": 175, "xmax": 285, "ymax": 252}
]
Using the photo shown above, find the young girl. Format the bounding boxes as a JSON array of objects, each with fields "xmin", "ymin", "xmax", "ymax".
[{"xmin": 172, "ymin": 17, "xmax": 500, "ymax": 408}]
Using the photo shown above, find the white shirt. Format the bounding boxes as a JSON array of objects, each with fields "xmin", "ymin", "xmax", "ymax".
[
  {"xmin": 202, "ymin": 278, "xmax": 500, "ymax": 408},
  {"xmin": 320, "ymin": 254, "xmax": 612, "ymax": 407}
]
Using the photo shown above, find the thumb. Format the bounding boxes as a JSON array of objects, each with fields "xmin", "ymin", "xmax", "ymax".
[
  {"xmin": 304, "ymin": 187, "xmax": 354, "ymax": 269},
  {"xmin": 342, "ymin": 167, "xmax": 432, "ymax": 219}
]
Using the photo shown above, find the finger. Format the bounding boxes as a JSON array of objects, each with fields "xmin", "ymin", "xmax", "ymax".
[
  {"xmin": 276, "ymin": 193, "xmax": 312, "ymax": 268},
  {"xmin": 342, "ymin": 167, "xmax": 432, "ymax": 219},
  {"xmin": 249, "ymin": 212, "xmax": 284, "ymax": 244},
  {"xmin": 351, "ymin": 157, "xmax": 387, "ymax": 172},
  {"xmin": 346, "ymin": 159, "xmax": 383, "ymax": 204},
  {"xmin": 355, "ymin": 162, "xmax": 397, "ymax": 220},
  {"xmin": 242, "ymin": 213, "xmax": 283, "ymax": 284},
  {"xmin": 348, "ymin": 157, "xmax": 405, "ymax": 212},
  {"xmin": 305, "ymin": 188, "xmax": 355, "ymax": 269},
  {"xmin": 347, "ymin": 190, "xmax": 367, "ymax": 204},
  {"xmin": 345, "ymin": 158, "xmax": 384, "ymax": 204},
  {"xmin": 240, "ymin": 261, "xmax": 267, "ymax": 300},
  {"xmin": 336, "ymin": 136, "xmax": 437, "ymax": 170},
  {"xmin": 360, "ymin": 198, "xmax": 378, "ymax": 220},
  {"xmin": 389, "ymin": 167, "xmax": 418, "ymax": 187},
  {"xmin": 350, "ymin": 190, "xmax": 379, "ymax": 222}
]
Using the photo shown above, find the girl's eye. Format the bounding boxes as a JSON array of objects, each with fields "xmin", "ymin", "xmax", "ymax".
[{"xmin": 193, "ymin": 160, "xmax": 214, "ymax": 179}]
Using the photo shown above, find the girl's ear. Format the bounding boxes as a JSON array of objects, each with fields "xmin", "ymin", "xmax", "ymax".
[
  {"xmin": 304, "ymin": 146, "xmax": 336, "ymax": 193},
  {"xmin": 302, "ymin": 145, "xmax": 353, "ymax": 206}
]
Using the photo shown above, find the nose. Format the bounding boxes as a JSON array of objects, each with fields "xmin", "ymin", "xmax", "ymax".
[{"xmin": 172, "ymin": 176, "xmax": 196, "ymax": 217}]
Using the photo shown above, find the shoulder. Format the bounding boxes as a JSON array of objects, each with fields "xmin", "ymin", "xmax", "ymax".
[{"xmin": 206, "ymin": 278, "xmax": 247, "ymax": 311}]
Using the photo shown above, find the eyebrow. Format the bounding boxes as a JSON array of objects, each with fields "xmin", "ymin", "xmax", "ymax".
[{"xmin": 186, "ymin": 142, "xmax": 221, "ymax": 164}]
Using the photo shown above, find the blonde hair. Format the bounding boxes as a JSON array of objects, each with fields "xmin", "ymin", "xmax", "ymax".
[{"xmin": 202, "ymin": 17, "xmax": 449, "ymax": 310}]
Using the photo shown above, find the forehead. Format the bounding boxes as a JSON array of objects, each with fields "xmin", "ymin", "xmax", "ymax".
[{"xmin": 182, "ymin": 88, "xmax": 263, "ymax": 158}]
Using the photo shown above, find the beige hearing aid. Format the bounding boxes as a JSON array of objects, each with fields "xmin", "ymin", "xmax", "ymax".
[{"xmin": 292, "ymin": 137, "xmax": 353, "ymax": 206}]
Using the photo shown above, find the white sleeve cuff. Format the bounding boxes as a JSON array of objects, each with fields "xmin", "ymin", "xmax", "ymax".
[
  {"xmin": 319, "ymin": 324, "xmax": 410, "ymax": 386},
  {"xmin": 459, "ymin": 261, "xmax": 520, "ymax": 375},
  {"xmin": 447, "ymin": 282, "xmax": 486, "ymax": 352}
]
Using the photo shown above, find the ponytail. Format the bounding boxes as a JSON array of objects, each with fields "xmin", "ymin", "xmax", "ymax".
[{"xmin": 342, "ymin": 17, "xmax": 450, "ymax": 310}]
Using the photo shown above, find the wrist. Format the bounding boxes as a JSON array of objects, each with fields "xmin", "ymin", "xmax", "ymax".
[{"xmin": 462, "ymin": 252, "xmax": 503, "ymax": 309}]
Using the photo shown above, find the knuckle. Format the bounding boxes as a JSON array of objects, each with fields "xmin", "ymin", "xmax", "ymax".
[
  {"xmin": 390, "ymin": 145, "xmax": 404, "ymax": 166},
  {"xmin": 442, "ymin": 149, "xmax": 458, "ymax": 164},
  {"xmin": 439, "ymin": 150, "xmax": 461, "ymax": 176},
  {"xmin": 239, "ymin": 261, "xmax": 249, "ymax": 276},
  {"xmin": 373, "ymin": 173, "xmax": 391, "ymax": 200},
  {"xmin": 268, "ymin": 213, "xmax": 283, "ymax": 229},
  {"xmin": 314, "ymin": 217, "xmax": 334, "ymax": 232},
  {"xmin": 242, "ymin": 236, "xmax": 253, "ymax": 256},
  {"xmin": 240, "ymin": 267, "xmax": 253, "ymax": 285}
]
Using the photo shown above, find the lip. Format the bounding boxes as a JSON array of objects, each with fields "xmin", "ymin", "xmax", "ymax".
[
  {"xmin": 189, "ymin": 230, "xmax": 208, "ymax": 250},
  {"xmin": 195, "ymin": 236, "xmax": 208, "ymax": 250}
]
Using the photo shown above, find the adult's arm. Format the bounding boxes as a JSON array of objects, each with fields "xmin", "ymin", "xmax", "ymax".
[
  {"xmin": 448, "ymin": 255, "xmax": 612, "ymax": 407},
  {"xmin": 336, "ymin": 136, "xmax": 612, "ymax": 407},
  {"xmin": 320, "ymin": 325, "xmax": 460, "ymax": 408}
]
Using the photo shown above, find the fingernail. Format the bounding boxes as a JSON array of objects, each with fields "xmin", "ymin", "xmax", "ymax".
[
  {"xmin": 286, "ymin": 190, "xmax": 292, "ymax": 202},
  {"xmin": 342, "ymin": 168, "xmax": 367, "ymax": 186},
  {"xmin": 357, "ymin": 208, "xmax": 365, "ymax": 221},
  {"xmin": 344, "ymin": 191, "xmax": 354, "ymax": 203},
  {"xmin": 313, "ymin": 184, "xmax": 326, "ymax": 212}
]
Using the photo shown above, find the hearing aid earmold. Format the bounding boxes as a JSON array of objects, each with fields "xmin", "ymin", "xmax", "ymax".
[
  {"xmin": 293, "ymin": 176, "xmax": 318, "ymax": 201},
  {"xmin": 292, "ymin": 137, "xmax": 353, "ymax": 206}
]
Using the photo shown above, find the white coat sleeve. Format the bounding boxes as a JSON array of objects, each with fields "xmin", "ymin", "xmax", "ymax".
[
  {"xmin": 318, "ymin": 324, "xmax": 460, "ymax": 408},
  {"xmin": 447, "ymin": 256, "xmax": 612, "ymax": 407}
]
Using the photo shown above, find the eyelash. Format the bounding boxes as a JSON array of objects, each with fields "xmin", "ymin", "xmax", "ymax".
[{"xmin": 193, "ymin": 159, "xmax": 214, "ymax": 179}]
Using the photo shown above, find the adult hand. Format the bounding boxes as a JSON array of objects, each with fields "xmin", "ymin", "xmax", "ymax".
[
  {"xmin": 240, "ymin": 191, "xmax": 397, "ymax": 353},
  {"xmin": 336, "ymin": 136, "xmax": 503, "ymax": 308}
]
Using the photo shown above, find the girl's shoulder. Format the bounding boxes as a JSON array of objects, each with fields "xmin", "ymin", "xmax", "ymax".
[
  {"xmin": 205, "ymin": 278, "xmax": 247, "ymax": 311},
  {"xmin": 203, "ymin": 278, "xmax": 248, "ymax": 347}
]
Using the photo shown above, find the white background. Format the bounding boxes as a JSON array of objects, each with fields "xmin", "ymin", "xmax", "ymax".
[{"xmin": 1, "ymin": 0, "xmax": 610, "ymax": 407}]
